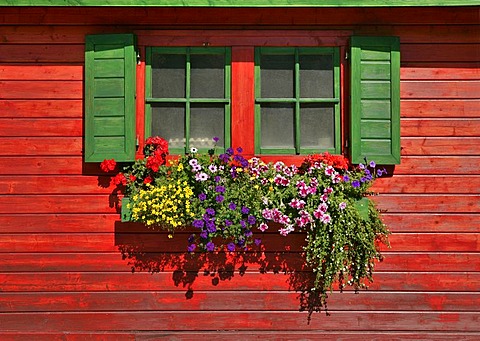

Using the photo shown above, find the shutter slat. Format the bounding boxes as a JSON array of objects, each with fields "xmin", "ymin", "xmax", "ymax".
[
  {"xmin": 350, "ymin": 36, "xmax": 400, "ymax": 165},
  {"xmin": 85, "ymin": 34, "xmax": 136, "ymax": 162}
]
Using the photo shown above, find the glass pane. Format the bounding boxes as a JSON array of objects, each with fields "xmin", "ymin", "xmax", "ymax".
[
  {"xmin": 151, "ymin": 53, "xmax": 186, "ymax": 98},
  {"xmin": 261, "ymin": 104, "xmax": 294, "ymax": 149},
  {"xmin": 300, "ymin": 104, "xmax": 335, "ymax": 150},
  {"xmin": 190, "ymin": 105, "xmax": 225, "ymax": 149},
  {"xmin": 151, "ymin": 104, "xmax": 185, "ymax": 149},
  {"xmin": 261, "ymin": 54, "xmax": 294, "ymax": 98},
  {"xmin": 299, "ymin": 54, "xmax": 334, "ymax": 98},
  {"xmin": 190, "ymin": 54, "xmax": 225, "ymax": 98}
]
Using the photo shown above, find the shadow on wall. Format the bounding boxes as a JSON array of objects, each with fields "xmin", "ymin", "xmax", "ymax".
[{"xmin": 114, "ymin": 221, "xmax": 325, "ymax": 318}]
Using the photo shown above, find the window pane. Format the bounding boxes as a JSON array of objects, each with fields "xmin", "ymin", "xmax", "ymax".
[
  {"xmin": 300, "ymin": 104, "xmax": 335, "ymax": 149},
  {"xmin": 261, "ymin": 54, "xmax": 294, "ymax": 98},
  {"xmin": 151, "ymin": 54, "xmax": 186, "ymax": 98},
  {"xmin": 190, "ymin": 105, "xmax": 225, "ymax": 148},
  {"xmin": 299, "ymin": 54, "xmax": 334, "ymax": 98},
  {"xmin": 151, "ymin": 104, "xmax": 185, "ymax": 149},
  {"xmin": 190, "ymin": 54, "xmax": 225, "ymax": 98},
  {"xmin": 261, "ymin": 104, "xmax": 294, "ymax": 149}
]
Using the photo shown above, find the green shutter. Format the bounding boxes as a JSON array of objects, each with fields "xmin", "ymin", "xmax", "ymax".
[
  {"xmin": 350, "ymin": 36, "xmax": 400, "ymax": 165},
  {"xmin": 85, "ymin": 34, "xmax": 136, "ymax": 162}
]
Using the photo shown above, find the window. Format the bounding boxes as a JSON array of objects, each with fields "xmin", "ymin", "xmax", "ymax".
[
  {"xmin": 85, "ymin": 32, "xmax": 400, "ymax": 165},
  {"xmin": 255, "ymin": 47, "xmax": 340, "ymax": 155},
  {"xmin": 146, "ymin": 47, "xmax": 231, "ymax": 154}
]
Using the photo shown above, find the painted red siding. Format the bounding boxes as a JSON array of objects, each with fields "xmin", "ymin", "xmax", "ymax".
[{"xmin": 0, "ymin": 6, "xmax": 479, "ymax": 339}]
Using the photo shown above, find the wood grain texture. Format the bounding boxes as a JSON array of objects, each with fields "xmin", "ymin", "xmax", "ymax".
[{"xmin": 1, "ymin": 5, "xmax": 479, "ymax": 338}]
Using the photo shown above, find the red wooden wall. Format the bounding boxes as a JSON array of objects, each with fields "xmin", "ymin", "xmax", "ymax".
[{"xmin": 0, "ymin": 6, "xmax": 479, "ymax": 339}]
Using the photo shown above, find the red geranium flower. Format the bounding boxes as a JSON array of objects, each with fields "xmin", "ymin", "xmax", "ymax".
[
  {"xmin": 100, "ymin": 159, "xmax": 116, "ymax": 172},
  {"xmin": 143, "ymin": 176, "xmax": 152, "ymax": 184},
  {"xmin": 113, "ymin": 173, "xmax": 127, "ymax": 186}
]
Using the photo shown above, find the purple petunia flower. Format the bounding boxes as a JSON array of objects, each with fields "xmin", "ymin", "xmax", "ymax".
[
  {"xmin": 219, "ymin": 153, "xmax": 229, "ymax": 163},
  {"xmin": 192, "ymin": 219, "xmax": 204, "ymax": 229},
  {"xmin": 247, "ymin": 215, "xmax": 256, "ymax": 225},
  {"xmin": 343, "ymin": 175, "xmax": 350, "ymax": 182},
  {"xmin": 245, "ymin": 230, "xmax": 253, "ymax": 237},
  {"xmin": 206, "ymin": 208, "xmax": 215, "ymax": 216},
  {"xmin": 214, "ymin": 175, "xmax": 221, "ymax": 183},
  {"xmin": 225, "ymin": 219, "xmax": 232, "ymax": 226},
  {"xmin": 215, "ymin": 185, "xmax": 225, "ymax": 193},
  {"xmin": 215, "ymin": 195, "xmax": 224, "ymax": 203},
  {"xmin": 187, "ymin": 244, "xmax": 196, "ymax": 252},
  {"xmin": 198, "ymin": 193, "xmax": 207, "ymax": 201},
  {"xmin": 241, "ymin": 206, "xmax": 250, "ymax": 214},
  {"xmin": 236, "ymin": 147, "xmax": 243, "ymax": 153},
  {"xmin": 227, "ymin": 242, "xmax": 236, "ymax": 252},
  {"xmin": 254, "ymin": 238, "xmax": 262, "ymax": 246},
  {"xmin": 206, "ymin": 241, "xmax": 215, "ymax": 251},
  {"xmin": 229, "ymin": 202, "xmax": 237, "ymax": 210},
  {"xmin": 352, "ymin": 180, "xmax": 361, "ymax": 188},
  {"xmin": 200, "ymin": 231, "xmax": 208, "ymax": 239},
  {"xmin": 226, "ymin": 147, "xmax": 234, "ymax": 155},
  {"xmin": 369, "ymin": 161, "xmax": 376, "ymax": 168},
  {"xmin": 213, "ymin": 136, "xmax": 220, "ymax": 143}
]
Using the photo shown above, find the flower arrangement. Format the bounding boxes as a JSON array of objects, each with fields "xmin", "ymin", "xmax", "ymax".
[{"xmin": 101, "ymin": 136, "xmax": 390, "ymax": 305}]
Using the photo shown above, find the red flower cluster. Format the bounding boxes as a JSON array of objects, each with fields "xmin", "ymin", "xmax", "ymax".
[
  {"xmin": 145, "ymin": 136, "xmax": 169, "ymax": 151},
  {"xmin": 145, "ymin": 137, "xmax": 169, "ymax": 172},
  {"xmin": 113, "ymin": 173, "xmax": 127, "ymax": 186},
  {"xmin": 303, "ymin": 152, "xmax": 350, "ymax": 171},
  {"xmin": 100, "ymin": 159, "xmax": 116, "ymax": 172}
]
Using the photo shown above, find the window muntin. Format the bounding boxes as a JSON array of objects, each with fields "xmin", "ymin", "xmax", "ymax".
[
  {"xmin": 254, "ymin": 47, "xmax": 341, "ymax": 155},
  {"xmin": 145, "ymin": 47, "xmax": 231, "ymax": 153}
]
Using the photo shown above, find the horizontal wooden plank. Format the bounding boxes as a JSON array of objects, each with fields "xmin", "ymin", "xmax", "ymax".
[
  {"xmin": 0, "ymin": 214, "xmax": 119, "ymax": 233},
  {"xmin": 2, "ymin": 0, "xmax": 480, "ymax": 7},
  {"xmin": 2, "ymin": 193, "xmax": 475, "ymax": 216},
  {"xmin": 0, "ymin": 195, "xmax": 118, "ymax": 214},
  {"xmin": 1, "ymin": 252, "xmax": 478, "ymax": 272},
  {"xmin": 0, "ymin": 176, "xmax": 113, "ymax": 194},
  {"xmin": 0, "ymin": 311, "xmax": 479, "ymax": 332},
  {"xmin": 0, "ymin": 231, "xmax": 477, "ymax": 253},
  {"xmin": 400, "ymin": 137, "xmax": 480, "ymax": 156},
  {"xmin": 0, "ymin": 44, "xmax": 84, "ymax": 63},
  {"xmin": 1, "ymin": 291, "xmax": 479, "ymax": 312},
  {"xmin": 382, "ymin": 233, "xmax": 480, "ymax": 252},
  {"xmin": 382, "ymin": 213, "xmax": 480, "ymax": 233},
  {"xmin": 8, "ymin": 174, "xmax": 475, "ymax": 196},
  {"xmin": 0, "ymin": 80, "xmax": 82, "ymax": 99},
  {"xmin": 400, "ymin": 100, "xmax": 480, "ymax": 118},
  {"xmin": 374, "ymin": 194, "xmax": 480, "ymax": 213},
  {"xmin": 1, "ymin": 272, "xmax": 479, "ymax": 292},
  {"xmin": 402, "ymin": 44, "xmax": 480, "ymax": 63},
  {"xmin": 2, "ymin": 25, "xmax": 479, "ymax": 45},
  {"xmin": 0, "ymin": 137, "xmax": 82, "ymax": 156},
  {"xmin": 400, "ymin": 81, "xmax": 480, "ymax": 99},
  {"xmin": 372, "ymin": 175, "xmax": 480, "ymax": 194},
  {"xmin": 6, "ymin": 212, "xmax": 476, "ymax": 235},
  {"xmin": 0, "ymin": 100, "xmax": 82, "ymax": 118},
  {"xmin": 401, "ymin": 118, "xmax": 480, "ymax": 137},
  {"xmin": 1, "ymin": 331, "xmax": 480, "ymax": 341},
  {"xmin": 2, "ymin": 7, "xmax": 479, "ymax": 25},
  {"xmin": 395, "ymin": 156, "xmax": 480, "ymax": 175},
  {"xmin": 0, "ymin": 157, "xmax": 83, "ymax": 174},
  {"xmin": 0, "ymin": 118, "xmax": 82, "ymax": 136},
  {"xmin": 0, "ymin": 65, "xmax": 82, "ymax": 80},
  {"xmin": 401, "ymin": 67, "xmax": 480, "ymax": 80}
]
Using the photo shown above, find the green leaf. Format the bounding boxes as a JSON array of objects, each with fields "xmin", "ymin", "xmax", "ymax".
[{"xmin": 354, "ymin": 197, "xmax": 370, "ymax": 221}]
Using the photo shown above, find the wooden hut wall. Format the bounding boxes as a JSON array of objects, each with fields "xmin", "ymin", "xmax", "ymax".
[{"xmin": 0, "ymin": 6, "xmax": 479, "ymax": 339}]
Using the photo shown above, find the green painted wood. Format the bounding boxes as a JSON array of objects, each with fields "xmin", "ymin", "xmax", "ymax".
[
  {"xmin": 350, "ymin": 36, "xmax": 400, "ymax": 165},
  {"xmin": 84, "ymin": 34, "xmax": 136, "ymax": 162},
  {"xmin": 0, "ymin": 0, "xmax": 477, "ymax": 7}
]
